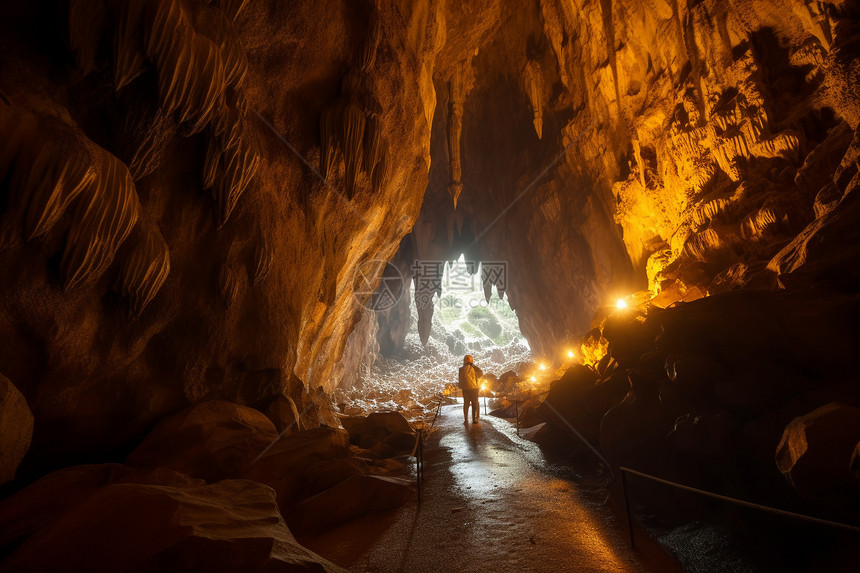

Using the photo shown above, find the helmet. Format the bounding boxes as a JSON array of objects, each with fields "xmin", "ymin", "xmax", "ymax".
[{"xmin": 464, "ymin": 354, "xmax": 473, "ymax": 364}]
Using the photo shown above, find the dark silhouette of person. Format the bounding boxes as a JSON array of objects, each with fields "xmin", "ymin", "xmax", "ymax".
[{"xmin": 458, "ymin": 354, "xmax": 483, "ymax": 423}]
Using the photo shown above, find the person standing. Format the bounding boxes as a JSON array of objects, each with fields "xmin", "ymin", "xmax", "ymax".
[{"xmin": 458, "ymin": 354, "xmax": 483, "ymax": 423}]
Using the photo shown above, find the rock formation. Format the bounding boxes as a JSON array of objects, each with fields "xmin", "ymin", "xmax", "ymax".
[{"xmin": 1, "ymin": 0, "xmax": 860, "ymax": 567}]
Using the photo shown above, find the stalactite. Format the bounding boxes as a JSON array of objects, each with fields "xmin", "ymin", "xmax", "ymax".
[
  {"xmin": 143, "ymin": 0, "xmax": 229, "ymax": 134},
  {"xmin": 206, "ymin": 8, "xmax": 248, "ymax": 88},
  {"xmin": 341, "ymin": 101, "xmax": 366, "ymax": 199},
  {"xmin": 523, "ymin": 59, "xmax": 543, "ymax": 140},
  {"xmin": 253, "ymin": 238, "xmax": 272, "ymax": 285},
  {"xmin": 125, "ymin": 108, "xmax": 176, "ymax": 181},
  {"xmin": 447, "ymin": 70, "xmax": 464, "ymax": 209},
  {"xmin": 202, "ymin": 135, "xmax": 221, "ymax": 189},
  {"xmin": 362, "ymin": 113, "xmax": 381, "ymax": 177},
  {"xmin": 219, "ymin": 264, "xmax": 241, "ymax": 306},
  {"xmin": 118, "ymin": 222, "xmax": 171, "ymax": 317},
  {"xmin": 372, "ymin": 145, "xmax": 389, "ymax": 195},
  {"xmin": 69, "ymin": 0, "xmax": 107, "ymax": 75},
  {"xmin": 212, "ymin": 0, "xmax": 250, "ymax": 23},
  {"xmin": 319, "ymin": 105, "xmax": 341, "ymax": 180},
  {"xmin": 360, "ymin": 5, "xmax": 382, "ymax": 72},
  {"xmin": 113, "ymin": 0, "xmax": 147, "ymax": 90},
  {"xmin": 21, "ymin": 135, "xmax": 96, "ymax": 241},
  {"xmin": 212, "ymin": 123, "xmax": 260, "ymax": 228},
  {"xmin": 61, "ymin": 147, "xmax": 141, "ymax": 289}
]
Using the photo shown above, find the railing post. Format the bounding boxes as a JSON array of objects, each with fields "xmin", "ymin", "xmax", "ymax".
[
  {"xmin": 515, "ymin": 401, "xmax": 520, "ymax": 436},
  {"xmin": 621, "ymin": 469, "xmax": 635, "ymax": 549},
  {"xmin": 483, "ymin": 395, "xmax": 487, "ymax": 416}
]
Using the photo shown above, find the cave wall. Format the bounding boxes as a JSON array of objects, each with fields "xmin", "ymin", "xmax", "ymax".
[
  {"xmin": 1, "ymin": 0, "xmax": 859, "ymax": 473},
  {"xmin": 390, "ymin": 0, "xmax": 860, "ymax": 359},
  {"xmin": 0, "ymin": 0, "xmax": 447, "ymax": 468}
]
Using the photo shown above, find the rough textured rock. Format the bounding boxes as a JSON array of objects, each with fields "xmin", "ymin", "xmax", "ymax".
[
  {"xmin": 0, "ymin": 374, "xmax": 32, "ymax": 485},
  {"xmin": 242, "ymin": 427, "xmax": 361, "ymax": 514},
  {"xmin": 0, "ymin": 472, "xmax": 344, "ymax": 572},
  {"xmin": 0, "ymin": 463, "xmax": 200, "ymax": 552},
  {"xmin": 0, "ymin": 0, "xmax": 439, "ymax": 466},
  {"xmin": 775, "ymin": 402, "xmax": 860, "ymax": 503},
  {"xmin": 1, "ymin": 0, "xmax": 860, "ymax": 543},
  {"xmin": 343, "ymin": 412, "xmax": 416, "ymax": 458},
  {"xmin": 382, "ymin": 0, "xmax": 860, "ymax": 360},
  {"xmin": 289, "ymin": 474, "xmax": 412, "ymax": 536},
  {"xmin": 127, "ymin": 400, "xmax": 278, "ymax": 482}
]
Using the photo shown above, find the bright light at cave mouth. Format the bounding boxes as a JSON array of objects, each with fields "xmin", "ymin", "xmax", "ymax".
[{"xmin": 350, "ymin": 254, "xmax": 532, "ymax": 411}]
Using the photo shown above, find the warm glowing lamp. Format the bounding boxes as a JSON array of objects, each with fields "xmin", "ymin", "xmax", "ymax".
[
  {"xmin": 567, "ymin": 350, "xmax": 575, "ymax": 359},
  {"xmin": 530, "ymin": 376, "xmax": 537, "ymax": 382},
  {"xmin": 616, "ymin": 298, "xmax": 628, "ymax": 310},
  {"xmin": 539, "ymin": 363, "xmax": 547, "ymax": 371}
]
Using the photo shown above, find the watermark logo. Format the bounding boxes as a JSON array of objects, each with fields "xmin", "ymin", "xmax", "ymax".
[{"xmin": 353, "ymin": 259, "xmax": 403, "ymax": 311}]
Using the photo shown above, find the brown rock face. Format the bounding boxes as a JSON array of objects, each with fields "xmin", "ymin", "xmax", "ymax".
[
  {"xmin": 0, "ymin": 0, "xmax": 439, "ymax": 465},
  {"xmin": 0, "ymin": 374, "xmax": 32, "ymax": 485},
  {"xmin": 1, "ymin": 0, "xmax": 859, "ymax": 504},
  {"xmin": 126, "ymin": 400, "xmax": 279, "ymax": 482},
  {"xmin": 0, "ymin": 472, "xmax": 344, "ymax": 572},
  {"xmin": 776, "ymin": 402, "xmax": 860, "ymax": 504}
]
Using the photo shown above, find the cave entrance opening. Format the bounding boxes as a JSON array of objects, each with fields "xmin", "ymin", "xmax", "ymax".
[{"xmin": 338, "ymin": 255, "xmax": 532, "ymax": 417}]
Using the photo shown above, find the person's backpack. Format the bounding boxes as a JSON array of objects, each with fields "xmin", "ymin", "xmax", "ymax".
[{"xmin": 458, "ymin": 364, "xmax": 473, "ymax": 389}]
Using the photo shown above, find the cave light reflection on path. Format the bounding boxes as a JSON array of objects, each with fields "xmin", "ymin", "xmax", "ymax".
[{"xmin": 346, "ymin": 403, "xmax": 656, "ymax": 573}]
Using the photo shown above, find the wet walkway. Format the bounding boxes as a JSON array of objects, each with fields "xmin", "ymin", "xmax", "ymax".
[{"xmin": 304, "ymin": 404, "xmax": 677, "ymax": 572}]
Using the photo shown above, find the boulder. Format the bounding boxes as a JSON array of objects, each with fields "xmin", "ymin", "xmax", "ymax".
[
  {"xmin": 127, "ymin": 400, "xmax": 278, "ymax": 482},
  {"xmin": 775, "ymin": 402, "xmax": 860, "ymax": 503},
  {"xmin": 0, "ymin": 475, "xmax": 344, "ymax": 572},
  {"xmin": 341, "ymin": 411, "xmax": 415, "ymax": 456},
  {"xmin": 0, "ymin": 374, "xmax": 33, "ymax": 485},
  {"xmin": 538, "ymin": 365, "xmax": 627, "ymax": 445},
  {"xmin": 288, "ymin": 475, "xmax": 413, "ymax": 535},
  {"xmin": 599, "ymin": 371, "xmax": 676, "ymax": 473},
  {"xmin": 243, "ymin": 427, "xmax": 363, "ymax": 513}
]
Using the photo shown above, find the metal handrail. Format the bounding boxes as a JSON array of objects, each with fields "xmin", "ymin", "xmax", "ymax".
[
  {"xmin": 410, "ymin": 428, "xmax": 424, "ymax": 504},
  {"xmin": 619, "ymin": 466, "xmax": 860, "ymax": 549}
]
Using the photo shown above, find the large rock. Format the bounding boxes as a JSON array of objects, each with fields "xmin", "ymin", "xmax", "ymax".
[
  {"xmin": 538, "ymin": 365, "xmax": 628, "ymax": 445},
  {"xmin": 0, "ymin": 374, "xmax": 33, "ymax": 485},
  {"xmin": 0, "ymin": 472, "xmax": 344, "ymax": 572},
  {"xmin": 243, "ymin": 427, "xmax": 363, "ymax": 514},
  {"xmin": 289, "ymin": 475, "xmax": 413, "ymax": 535},
  {"xmin": 127, "ymin": 400, "xmax": 278, "ymax": 482},
  {"xmin": 341, "ymin": 411, "xmax": 415, "ymax": 457},
  {"xmin": 0, "ymin": 463, "xmax": 203, "ymax": 551},
  {"xmin": 775, "ymin": 402, "xmax": 860, "ymax": 503}
]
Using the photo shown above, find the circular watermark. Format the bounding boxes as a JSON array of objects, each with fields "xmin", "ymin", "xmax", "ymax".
[{"xmin": 353, "ymin": 259, "xmax": 404, "ymax": 311}]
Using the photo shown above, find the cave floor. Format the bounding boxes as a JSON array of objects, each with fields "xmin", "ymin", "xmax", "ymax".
[{"xmin": 301, "ymin": 404, "xmax": 683, "ymax": 572}]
